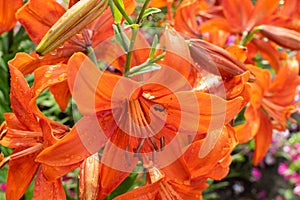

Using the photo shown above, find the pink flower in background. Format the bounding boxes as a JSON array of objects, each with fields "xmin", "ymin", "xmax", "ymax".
[
  {"xmin": 278, "ymin": 163, "xmax": 289, "ymax": 175},
  {"xmin": 0, "ymin": 183, "xmax": 6, "ymax": 191},
  {"xmin": 251, "ymin": 167, "xmax": 262, "ymax": 181}
]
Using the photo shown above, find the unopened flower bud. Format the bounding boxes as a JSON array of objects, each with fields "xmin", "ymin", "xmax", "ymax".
[
  {"xmin": 188, "ymin": 39, "xmax": 254, "ymax": 81},
  {"xmin": 36, "ymin": 0, "xmax": 109, "ymax": 55},
  {"xmin": 259, "ymin": 25, "xmax": 300, "ymax": 50}
]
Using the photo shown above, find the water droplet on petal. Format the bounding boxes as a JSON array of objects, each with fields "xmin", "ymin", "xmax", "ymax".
[{"xmin": 44, "ymin": 71, "xmax": 52, "ymax": 78}]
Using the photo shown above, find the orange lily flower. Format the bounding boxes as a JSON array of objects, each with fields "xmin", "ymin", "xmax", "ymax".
[
  {"xmin": 235, "ymin": 58, "xmax": 300, "ymax": 165},
  {"xmin": 35, "ymin": 52, "xmax": 244, "ymax": 197},
  {"xmin": 113, "ymin": 124, "xmax": 238, "ymax": 199},
  {"xmin": 8, "ymin": 0, "xmax": 135, "ymax": 110},
  {"xmin": 174, "ymin": 0, "xmax": 226, "ymax": 45},
  {"xmin": 0, "ymin": 66, "xmax": 69, "ymax": 200},
  {"xmin": 0, "ymin": 0, "xmax": 23, "ymax": 34}
]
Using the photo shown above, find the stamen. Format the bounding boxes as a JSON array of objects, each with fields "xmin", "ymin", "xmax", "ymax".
[
  {"xmin": 0, "ymin": 129, "xmax": 7, "ymax": 140},
  {"xmin": 125, "ymin": 145, "xmax": 131, "ymax": 166},
  {"xmin": 134, "ymin": 138, "xmax": 146, "ymax": 154},
  {"xmin": 149, "ymin": 137, "xmax": 159, "ymax": 151},
  {"xmin": 152, "ymin": 150, "xmax": 156, "ymax": 164},
  {"xmin": 160, "ymin": 136, "xmax": 165, "ymax": 151}
]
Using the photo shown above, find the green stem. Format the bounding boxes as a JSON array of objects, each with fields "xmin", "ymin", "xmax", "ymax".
[
  {"xmin": 86, "ymin": 46, "xmax": 98, "ymax": 65},
  {"xmin": 136, "ymin": 0, "xmax": 151, "ymax": 24},
  {"xmin": 112, "ymin": 0, "xmax": 133, "ymax": 25},
  {"xmin": 239, "ymin": 27, "xmax": 261, "ymax": 46},
  {"xmin": 117, "ymin": 23, "xmax": 129, "ymax": 52},
  {"xmin": 124, "ymin": 27, "xmax": 138, "ymax": 74},
  {"xmin": 125, "ymin": 52, "xmax": 165, "ymax": 77}
]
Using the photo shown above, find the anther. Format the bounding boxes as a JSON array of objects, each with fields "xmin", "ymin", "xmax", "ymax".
[
  {"xmin": 135, "ymin": 138, "xmax": 146, "ymax": 154},
  {"xmin": 160, "ymin": 136, "xmax": 165, "ymax": 151},
  {"xmin": 149, "ymin": 137, "xmax": 159, "ymax": 151}
]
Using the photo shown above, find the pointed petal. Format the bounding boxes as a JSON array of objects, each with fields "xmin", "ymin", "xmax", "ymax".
[
  {"xmin": 31, "ymin": 63, "xmax": 70, "ymax": 111},
  {"xmin": 4, "ymin": 113, "xmax": 27, "ymax": 131},
  {"xmin": 67, "ymin": 52, "xmax": 129, "ymax": 114},
  {"xmin": 36, "ymin": 116, "xmax": 106, "ymax": 166},
  {"xmin": 158, "ymin": 25, "xmax": 192, "ymax": 80},
  {"xmin": 185, "ymin": 125, "xmax": 237, "ymax": 178},
  {"xmin": 9, "ymin": 66, "xmax": 40, "ymax": 131},
  {"xmin": 99, "ymin": 131, "xmax": 138, "ymax": 199},
  {"xmin": 235, "ymin": 104, "xmax": 260, "ymax": 143},
  {"xmin": 246, "ymin": 0, "xmax": 280, "ymax": 30},
  {"xmin": 32, "ymin": 64, "xmax": 68, "ymax": 98},
  {"xmin": 226, "ymin": 45, "xmax": 247, "ymax": 62},
  {"xmin": 113, "ymin": 181, "xmax": 161, "ymax": 200},
  {"xmin": 222, "ymin": 0, "xmax": 253, "ymax": 32},
  {"xmin": 6, "ymin": 149, "xmax": 40, "ymax": 200},
  {"xmin": 268, "ymin": 58, "xmax": 300, "ymax": 106},
  {"xmin": 253, "ymin": 109, "xmax": 273, "ymax": 165},
  {"xmin": 79, "ymin": 154, "xmax": 100, "ymax": 200},
  {"xmin": 0, "ymin": 0, "xmax": 23, "ymax": 34},
  {"xmin": 41, "ymin": 163, "xmax": 80, "ymax": 181},
  {"xmin": 33, "ymin": 170, "xmax": 66, "ymax": 200},
  {"xmin": 49, "ymin": 82, "xmax": 71, "ymax": 111},
  {"xmin": 16, "ymin": 0, "xmax": 65, "ymax": 43},
  {"xmin": 8, "ymin": 52, "xmax": 70, "ymax": 75}
]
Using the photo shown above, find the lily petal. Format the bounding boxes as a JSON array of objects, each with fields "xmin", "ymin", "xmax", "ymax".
[
  {"xmin": 9, "ymin": 66, "xmax": 40, "ymax": 131},
  {"xmin": 246, "ymin": 0, "xmax": 280, "ymax": 31},
  {"xmin": 0, "ymin": 0, "xmax": 23, "ymax": 34},
  {"xmin": 33, "ymin": 169, "xmax": 66, "ymax": 200},
  {"xmin": 253, "ymin": 109, "xmax": 273, "ymax": 165},
  {"xmin": 36, "ymin": 116, "xmax": 106, "ymax": 167},
  {"xmin": 6, "ymin": 149, "xmax": 40, "ymax": 200},
  {"xmin": 222, "ymin": 0, "xmax": 253, "ymax": 32},
  {"xmin": 16, "ymin": 0, "xmax": 65, "ymax": 44}
]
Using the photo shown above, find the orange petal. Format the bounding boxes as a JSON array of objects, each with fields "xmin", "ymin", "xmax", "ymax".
[
  {"xmin": 235, "ymin": 104, "xmax": 260, "ymax": 143},
  {"xmin": 16, "ymin": 0, "xmax": 65, "ymax": 44},
  {"xmin": 226, "ymin": 45, "xmax": 247, "ymax": 62},
  {"xmin": 200, "ymin": 18, "xmax": 232, "ymax": 33},
  {"xmin": 222, "ymin": 0, "xmax": 253, "ymax": 32},
  {"xmin": 33, "ymin": 169, "xmax": 66, "ymax": 200},
  {"xmin": 268, "ymin": 58, "xmax": 300, "ymax": 106},
  {"xmin": 185, "ymin": 125, "xmax": 237, "ymax": 178},
  {"xmin": 41, "ymin": 163, "xmax": 80, "ymax": 181},
  {"xmin": 31, "ymin": 63, "xmax": 70, "ymax": 111},
  {"xmin": 32, "ymin": 64, "xmax": 68, "ymax": 98},
  {"xmin": 158, "ymin": 25, "xmax": 192, "ymax": 81},
  {"xmin": 49, "ymin": 82, "xmax": 71, "ymax": 111},
  {"xmin": 67, "ymin": 52, "xmax": 127, "ymax": 114},
  {"xmin": 4, "ymin": 113, "xmax": 27, "ymax": 131},
  {"xmin": 8, "ymin": 52, "xmax": 70, "ymax": 75},
  {"xmin": 246, "ymin": 0, "xmax": 280, "ymax": 30},
  {"xmin": 99, "ymin": 131, "xmax": 138, "ymax": 199},
  {"xmin": 36, "ymin": 116, "xmax": 106, "ymax": 166},
  {"xmin": 6, "ymin": 149, "xmax": 40, "ymax": 200},
  {"xmin": 9, "ymin": 66, "xmax": 40, "ymax": 131},
  {"xmin": 0, "ymin": 0, "xmax": 23, "ymax": 34},
  {"xmin": 253, "ymin": 109, "xmax": 273, "ymax": 165},
  {"xmin": 79, "ymin": 154, "xmax": 100, "ymax": 200},
  {"xmin": 113, "ymin": 180, "xmax": 161, "ymax": 200}
]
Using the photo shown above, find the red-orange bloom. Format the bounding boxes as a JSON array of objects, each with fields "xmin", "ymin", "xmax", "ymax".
[
  {"xmin": 0, "ymin": 66, "xmax": 68, "ymax": 200},
  {"xmin": 9, "ymin": 0, "xmax": 135, "ymax": 110},
  {"xmin": 114, "ymin": 125, "xmax": 238, "ymax": 199},
  {"xmin": 0, "ymin": 0, "xmax": 23, "ymax": 34},
  {"xmin": 35, "ymin": 52, "xmax": 244, "ymax": 198},
  {"xmin": 235, "ymin": 59, "xmax": 300, "ymax": 165}
]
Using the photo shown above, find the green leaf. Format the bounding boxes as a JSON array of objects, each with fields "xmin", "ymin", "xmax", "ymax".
[
  {"xmin": 110, "ymin": 0, "xmax": 124, "ymax": 24},
  {"xmin": 127, "ymin": 63, "xmax": 161, "ymax": 77},
  {"xmin": 149, "ymin": 34, "xmax": 158, "ymax": 59},
  {"xmin": 141, "ymin": 8, "xmax": 161, "ymax": 21},
  {"xmin": 112, "ymin": 24, "xmax": 129, "ymax": 52}
]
